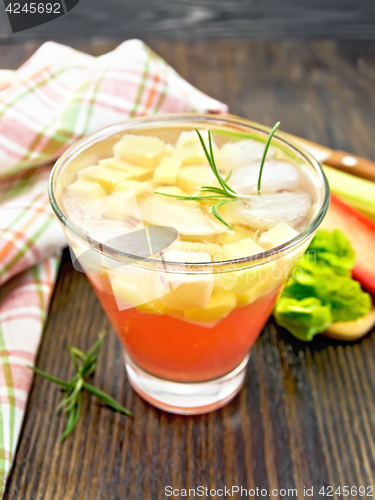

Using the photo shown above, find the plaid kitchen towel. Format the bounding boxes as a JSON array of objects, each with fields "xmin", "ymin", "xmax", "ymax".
[{"xmin": 0, "ymin": 39, "xmax": 228, "ymax": 494}]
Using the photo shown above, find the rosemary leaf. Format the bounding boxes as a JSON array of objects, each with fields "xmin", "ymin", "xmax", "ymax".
[
  {"xmin": 56, "ymin": 392, "xmax": 73, "ymax": 412},
  {"xmin": 29, "ymin": 330, "xmax": 131, "ymax": 443},
  {"xmin": 83, "ymin": 330, "xmax": 106, "ymax": 363},
  {"xmin": 61, "ymin": 393, "xmax": 82, "ymax": 442},
  {"xmin": 196, "ymin": 129, "xmax": 236, "ymax": 197},
  {"xmin": 83, "ymin": 382, "xmax": 133, "ymax": 417},
  {"xmin": 61, "ymin": 406, "xmax": 76, "ymax": 443},
  {"xmin": 200, "ymin": 186, "xmax": 228, "ymax": 194},
  {"xmin": 69, "ymin": 345, "xmax": 80, "ymax": 372},
  {"xmin": 84, "ymin": 363, "xmax": 97, "ymax": 377},
  {"xmin": 257, "ymin": 121, "xmax": 280, "ymax": 195},
  {"xmin": 28, "ymin": 366, "xmax": 72, "ymax": 389},
  {"xmin": 81, "ymin": 330, "xmax": 106, "ymax": 376},
  {"xmin": 69, "ymin": 346, "xmax": 86, "ymax": 361},
  {"xmin": 210, "ymin": 200, "xmax": 234, "ymax": 231},
  {"xmin": 195, "ymin": 128, "xmax": 215, "ymax": 171},
  {"xmin": 63, "ymin": 378, "xmax": 83, "ymax": 412},
  {"xmin": 154, "ymin": 192, "xmax": 227, "ymax": 201}
]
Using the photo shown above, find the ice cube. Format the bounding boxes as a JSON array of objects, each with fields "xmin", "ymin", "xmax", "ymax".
[
  {"xmin": 67, "ymin": 191, "xmax": 144, "ymax": 243},
  {"xmin": 230, "ymin": 160, "xmax": 299, "ymax": 194},
  {"xmin": 62, "ymin": 180, "xmax": 109, "ymax": 218},
  {"xmin": 216, "ymin": 139, "xmax": 276, "ymax": 173},
  {"xmin": 220, "ymin": 191, "xmax": 311, "ymax": 231},
  {"xmin": 80, "ymin": 218, "xmax": 143, "ymax": 244},
  {"xmin": 62, "ymin": 191, "xmax": 82, "ymax": 218},
  {"xmin": 104, "ymin": 190, "xmax": 145, "ymax": 221}
]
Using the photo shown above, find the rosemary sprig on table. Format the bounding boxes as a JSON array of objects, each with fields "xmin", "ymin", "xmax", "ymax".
[
  {"xmin": 29, "ymin": 331, "xmax": 132, "ymax": 442},
  {"xmin": 154, "ymin": 122, "xmax": 280, "ymax": 231}
]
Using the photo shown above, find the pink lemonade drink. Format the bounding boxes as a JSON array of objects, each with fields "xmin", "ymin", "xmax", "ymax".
[{"xmin": 49, "ymin": 115, "xmax": 329, "ymax": 414}]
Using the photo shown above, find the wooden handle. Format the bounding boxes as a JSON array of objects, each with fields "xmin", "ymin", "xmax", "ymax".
[{"xmin": 325, "ymin": 150, "xmax": 375, "ymax": 183}]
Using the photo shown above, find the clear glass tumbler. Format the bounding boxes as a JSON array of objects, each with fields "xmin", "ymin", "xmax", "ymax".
[{"xmin": 49, "ymin": 114, "xmax": 329, "ymax": 414}]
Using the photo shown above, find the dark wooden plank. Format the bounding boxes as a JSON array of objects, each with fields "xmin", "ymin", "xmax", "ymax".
[
  {"xmin": 1, "ymin": 39, "xmax": 375, "ymax": 500},
  {"xmin": 1, "ymin": 1, "xmax": 375, "ymax": 41}
]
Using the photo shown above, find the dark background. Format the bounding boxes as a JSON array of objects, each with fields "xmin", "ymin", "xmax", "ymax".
[{"xmin": 1, "ymin": 0, "xmax": 375, "ymax": 41}]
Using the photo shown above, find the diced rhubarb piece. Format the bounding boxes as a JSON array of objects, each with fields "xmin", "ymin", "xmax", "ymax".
[
  {"xmin": 66, "ymin": 180, "xmax": 107, "ymax": 204},
  {"xmin": 113, "ymin": 180, "xmax": 153, "ymax": 194},
  {"xmin": 103, "ymin": 190, "xmax": 144, "ymax": 221},
  {"xmin": 155, "ymin": 185, "xmax": 186, "ymax": 196},
  {"xmin": 176, "ymin": 130, "xmax": 209, "ymax": 149},
  {"xmin": 321, "ymin": 194, "xmax": 375, "ymax": 295},
  {"xmin": 177, "ymin": 165, "xmax": 218, "ymax": 194},
  {"xmin": 154, "ymin": 157, "xmax": 183, "ymax": 185},
  {"xmin": 165, "ymin": 240, "xmax": 220, "ymax": 259},
  {"xmin": 214, "ymin": 238, "xmax": 275, "ymax": 293},
  {"xmin": 138, "ymin": 195, "xmax": 224, "ymax": 236},
  {"xmin": 136, "ymin": 298, "xmax": 170, "ymax": 315},
  {"xmin": 159, "ymin": 250, "xmax": 214, "ymax": 310},
  {"xmin": 165, "ymin": 143, "xmax": 176, "ymax": 156},
  {"xmin": 178, "ymin": 241, "xmax": 221, "ymax": 259},
  {"xmin": 109, "ymin": 267, "xmax": 166, "ymax": 309},
  {"xmin": 155, "ymin": 185, "xmax": 199, "ymax": 207},
  {"xmin": 78, "ymin": 165, "xmax": 132, "ymax": 193},
  {"xmin": 184, "ymin": 292, "xmax": 237, "ymax": 322},
  {"xmin": 236, "ymin": 277, "xmax": 281, "ymax": 307},
  {"xmin": 218, "ymin": 237, "xmax": 264, "ymax": 261},
  {"xmin": 113, "ymin": 134, "xmax": 166, "ymax": 167},
  {"xmin": 99, "ymin": 157, "xmax": 153, "ymax": 179},
  {"xmin": 216, "ymin": 225, "xmax": 256, "ymax": 244},
  {"xmin": 258, "ymin": 222, "xmax": 299, "ymax": 250},
  {"xmin": 174, "ymin": 130, "xmax": 219, "ymax": 166}
]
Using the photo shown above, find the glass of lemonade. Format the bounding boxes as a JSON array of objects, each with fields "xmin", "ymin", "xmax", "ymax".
[{"xmin": 49, "ymin": 114, "xmax": 329, "ymax": 414}]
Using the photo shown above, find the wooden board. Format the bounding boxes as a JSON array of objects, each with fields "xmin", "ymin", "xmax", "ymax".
[
  {"xmin": 1, "ymin": 1, "xmax": 375, "ymax": 41},
  {"xmin": 2, "ymin": 40, "xmax": 375, "ymax": 499}
]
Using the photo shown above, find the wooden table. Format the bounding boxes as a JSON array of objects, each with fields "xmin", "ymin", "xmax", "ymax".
[
  {"xmin": 2, "ymin": 2, "xmax": 375, "ymax": 41},
  {"xmin": 1, "ymin": 40, "xmax": 375, "ymax": 499}
]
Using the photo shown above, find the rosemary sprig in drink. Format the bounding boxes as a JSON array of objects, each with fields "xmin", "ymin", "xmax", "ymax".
[
  {"xmin": 29, "ymin": 331, "xmax": 132, "ymax": 442},
  {"xmin": 154, "ymin": 122, "xmax": 281, "ymax": 231},
  {"xmin": 257, "ymin": 121, "xmax": 280, "ymax": 194}
]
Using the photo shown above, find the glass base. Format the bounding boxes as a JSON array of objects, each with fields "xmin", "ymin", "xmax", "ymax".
[{"xmin": 124, "ymin": 353, "xmax": 249, "ymax": 415}]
